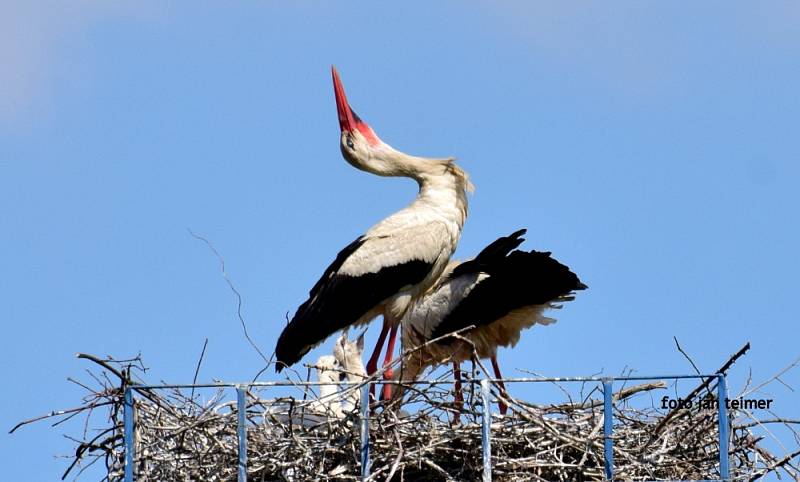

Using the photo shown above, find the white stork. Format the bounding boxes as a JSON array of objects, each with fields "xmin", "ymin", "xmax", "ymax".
[
  {"xmin": 388, "ymin": 229, "xmax": 586, "ymax": 416},
  {"xmin": 275, "ymin": 67, "xmax": 473, "ymax": 402}
]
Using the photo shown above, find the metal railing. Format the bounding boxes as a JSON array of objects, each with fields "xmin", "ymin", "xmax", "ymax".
[{"xmin": 122, "ymin": 373, "xmax": 730, "ymax": 482}]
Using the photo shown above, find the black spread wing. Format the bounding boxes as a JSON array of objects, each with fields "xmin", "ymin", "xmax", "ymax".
[
  {"xmin": 431, "ymin": 230, "xmax": 586, "ymax": 339},
  {"xmin": 275, "ymin": 236, "xmax": 433, "ymax": 371}
]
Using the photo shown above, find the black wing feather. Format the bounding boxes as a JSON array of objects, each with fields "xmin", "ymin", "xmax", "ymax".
[
  {"xmin": 275, "ymin": 236, "xmax": 433, "ymax": 371},
  {"xmin": 431, "ymin": 230, "xmax": 586, "ymax": 340},
  {"xmin": 449, "ymin": 229, "xmax": 526, "ymax": 279}
]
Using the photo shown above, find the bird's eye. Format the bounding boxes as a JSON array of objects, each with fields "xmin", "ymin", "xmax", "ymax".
[{"xmin": 346, "ymin": 135, "xmax": 354, "ymax": 149}]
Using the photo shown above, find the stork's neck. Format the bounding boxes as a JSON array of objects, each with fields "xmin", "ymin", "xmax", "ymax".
[
  {"xmin": 348, "ymin": 140, "xmax": 473, "ymax": 221},
  {"xmin": 343, "ymin": 357, "xmax": 366, "ymax": 408},
  {"xmin": 409, "ymin": 164, "xmax": 471, "ymax": 237},
  {"xmin": 344, "ymin": 357, "xmax": 367, "ymax": 381},
  {"xmin": 368, "ymin": 147, "xmax": 473, "ymax": 227}
]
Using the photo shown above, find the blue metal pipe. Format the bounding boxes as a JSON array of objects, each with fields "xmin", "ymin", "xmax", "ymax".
[
  {"xmin": 360, "ymin": 383, "xmax": 371, "ymax": 481},
  {"xmin": 603, "ymin": 380, "xmax": 614, "ymax": 481},
  {"xmin": 124, "ymin": 386, "xmax": 134, "ymax": 482},
  {"xmin": 717, "ymin": 374, "xmax": 730, "ymax": 481},
  {"xmin": 481, "ymin": 379, "xmax": 492, "ymax": 482},
  {"xmin": 236, "ymin": 387, "xmax": 248, "ymax": 482}
]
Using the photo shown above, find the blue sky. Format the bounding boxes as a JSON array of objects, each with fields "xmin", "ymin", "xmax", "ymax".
[{"xmin": 2, "ymin": 2, "xmax": 799, "ymax": 480}]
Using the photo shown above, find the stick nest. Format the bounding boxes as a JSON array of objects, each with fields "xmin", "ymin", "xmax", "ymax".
[{"xmin": 12, "ymin": 346, "xmax": 800, "ymax": 481}]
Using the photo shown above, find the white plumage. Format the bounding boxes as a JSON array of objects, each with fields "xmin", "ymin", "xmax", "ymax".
[
  {"xmin": 307, "ymin": 355, "xmax": 345, "ymax": 418},
  {"xmin": 333, "ymin": 332, "xmax": 367, "ymax": 411}
]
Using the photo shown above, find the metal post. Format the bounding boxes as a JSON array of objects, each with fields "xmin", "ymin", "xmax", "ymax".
[
  {"xmin": 360, "ymin": 383, "xmax": 371, "ymax": 481},
  {"xmin": 717, "ymin": 374, "xmax": 730, "ymax": 481},
  {"xmin": 236, "ymin": 387, "xmax": 248, "ymax": 482},
  {"xmin": 481, "ymin": 379, "xmax": 493, "ymax": 482},
  {"xmin": 603, "ymin": 379, "xmax": 613, "ymax": 481},
  {"xmin": 124, "ymin": 387, "xmax": 135, "ymax": 482}
]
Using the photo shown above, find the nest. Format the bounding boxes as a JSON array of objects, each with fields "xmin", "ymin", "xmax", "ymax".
[{"xmin": 12, "ymin": 344, "xmax": 800, "ymax": 481}]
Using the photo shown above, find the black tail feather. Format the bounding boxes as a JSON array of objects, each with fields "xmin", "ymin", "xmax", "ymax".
[{"xmin": 450, "ymin": 229, "xmax": 526, "ymax": 279}]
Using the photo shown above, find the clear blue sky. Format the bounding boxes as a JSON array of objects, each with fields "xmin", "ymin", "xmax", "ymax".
[{"xmin": 3, "ymin": 2, "xmax": 799, "ymax": 480}]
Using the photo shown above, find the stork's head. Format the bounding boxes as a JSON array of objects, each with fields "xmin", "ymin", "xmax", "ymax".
[
  {"xmin": 331, "ymin": 66, "xmax": 469, "ymax": 188},
  {"xmin": 333, "ymin": 330, "xmax": 366, "ymax": 375},
  {"xmin": 315, "ymin": 355, "xmax": 346, "ymax": 384},
  {"xmin": 331, "ymin": 66, "xmax": 394, "ymax": 174}
]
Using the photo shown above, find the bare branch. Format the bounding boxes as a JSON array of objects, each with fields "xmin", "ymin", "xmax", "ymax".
[
  {"xmin": 187, "ymin": 228, "xmax": 271, "ymax": 366},
  {"xmin": 673, "ymin": 336, "xmax": 701, "ymax": 375}
]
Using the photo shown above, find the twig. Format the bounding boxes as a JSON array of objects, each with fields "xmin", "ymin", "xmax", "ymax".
[
  {"xmin": 742, "ymin": 355, "xmax": 800, "ymax": 398},
  {"xmin": 187, "ymin": 228, "xmax": 271, "ymax": 365},
  {"xmin": 747, "ymin": 448, "xmax": 800, "ymax": 482},
  {"xmin": 190, "ymin": 338, "xmax": 209, "ymax": 401},
  {"xmin": 673, "ymin": 336, "xmax": 701, "ymax": 375},
  {"xmin": 75, "ymin": 353, "xmax": 129, "ymax": 384}
]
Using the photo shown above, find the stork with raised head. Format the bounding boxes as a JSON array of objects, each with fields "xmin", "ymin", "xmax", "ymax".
[
  {"xmin": 387, "ymin": 229, "xmax": 586, "ymax": 417},
  {"xmin": 275, "ymin": 67, "xmax": 473, "ymax": 402}
]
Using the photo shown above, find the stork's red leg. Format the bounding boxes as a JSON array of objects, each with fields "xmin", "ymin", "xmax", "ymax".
[
  {"xmin": 491, "ymin": 356, "xmax": 508, "ymax": 415},
  {"xmin": 380, "ymin": 324, "xmax": 399, "ymax": 401},
  {"xmin": 366, "ymin": 321, "xmax": 389, "ymax": 375},
  {"xmin": 452, "ymin": 361, "xmax": 463, "ymax": 425},
  {"xmin": 366, "ymin": 320, "xmax": 390, "ymax": 401}
]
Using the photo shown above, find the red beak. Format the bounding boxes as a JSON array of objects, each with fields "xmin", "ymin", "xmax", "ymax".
[
  {"xmin": 332, "ymin": 66, "xmax": 357, "ymax": 133},
  {"xmin": 331, "ymin": 66, "xmax": 381, "ymax": 146}
]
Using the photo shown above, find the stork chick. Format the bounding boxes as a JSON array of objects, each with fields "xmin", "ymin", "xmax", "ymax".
[
  {"xmin": 307, "ymin": 355, "xmax": 345, "ymax": 418},
  {"xmin": 333, "ymin": 332, "xmax": 367, "ymax": 411}
]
